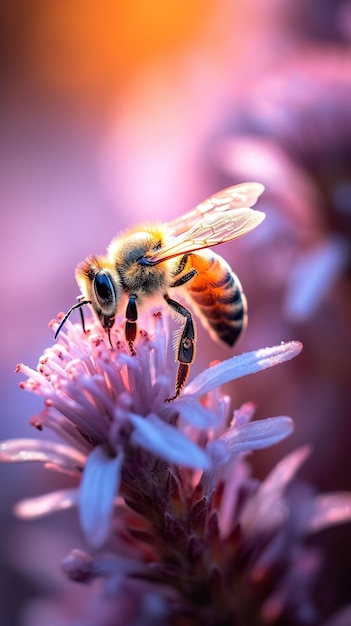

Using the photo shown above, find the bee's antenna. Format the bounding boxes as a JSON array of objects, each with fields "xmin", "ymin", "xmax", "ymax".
[{"xmin": 54, "ymin": 297, "xmax": 91, "ymax": 339}]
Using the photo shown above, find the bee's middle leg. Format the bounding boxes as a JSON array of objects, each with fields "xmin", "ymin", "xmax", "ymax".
[
  {"xmin": 170, "ymin": 267, "xmax": 197, "ymax": 288},
  {"xmin": 125, "ymin": 294, "xmax": 138, "ymax": 355},
  {"xmin": 164, "ymin": 294, "xmax": 196, "ymax": 401}
]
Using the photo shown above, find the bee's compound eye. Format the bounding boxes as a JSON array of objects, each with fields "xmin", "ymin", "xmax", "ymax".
[{"xmin": 94, "ymin": 271, "xmax": 116, "ymax": 308}]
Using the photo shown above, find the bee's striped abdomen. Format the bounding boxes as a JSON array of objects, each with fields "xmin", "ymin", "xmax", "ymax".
[{"xmin": 185, "ymin": 250, "xmax": 247, "ymax": 347}]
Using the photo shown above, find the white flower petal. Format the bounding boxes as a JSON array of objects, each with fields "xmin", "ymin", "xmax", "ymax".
[
  {"xmin": 175, "ymin": 396, "xmax": 219, "ymax": 428},
  {"xmin": 241, "ymin": 446, "xmax": 311, "ymax": 533},
  {"xmin": 261, "ymin": 446, "xmax": 311, "ymax": 495},
  {"xmin": 284, "ymin": 235, "xmax": 349, "ymax": 321},
  {"xmin": 130, "ymin": 413, "xmax": 210, "ymax": 469},
  {"xmin": 0, "ymin": 438, "xmax": 85, "ymax": 472},
  {"xmin": 14, "ymin": 488, "xmax": 78, "ymax": 519},
  {"xmin": 184, "ymin": 342, "xmax": 303, "ymax": 397},
  {"xmin": 220, "ymin": 416, "xmax": 294, "ymax": 453},
  {"xmin": 309, "ymin": 493, "xmax": 351, "ymax": 533},
  {"xmin": 232, "ymin": 402, "xmax": 256, "ymax": 427},
  {"xmin": 79, "ymin": 445, "xmax": 123, "ymax": 548}
]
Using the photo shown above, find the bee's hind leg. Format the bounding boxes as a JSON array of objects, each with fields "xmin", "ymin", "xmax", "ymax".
[{"xmin": 164, "ymin": 294, "xmax": 196, "ymax": 401}]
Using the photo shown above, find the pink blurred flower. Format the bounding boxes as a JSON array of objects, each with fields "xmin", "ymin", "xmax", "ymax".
[{"xmin": 214, "ymin": 46, "xmax": 351, "ymax": 323}]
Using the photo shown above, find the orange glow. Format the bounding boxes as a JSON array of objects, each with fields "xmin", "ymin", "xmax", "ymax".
[{"xmin": 23, "ymin": 0, "xmax": 215, "ymax": 96}]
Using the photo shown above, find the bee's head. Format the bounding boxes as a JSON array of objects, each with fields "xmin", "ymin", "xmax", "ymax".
[
  {"xmin": 54, "ymin": 255, "xmax": 123, "ymax": 344},
  {"xmin": 75, "ymin": 256, "xmax": 122, "ymax": 330}
]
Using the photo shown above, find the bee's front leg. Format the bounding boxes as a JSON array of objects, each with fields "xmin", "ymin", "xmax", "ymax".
[
  {"xmin": 164, "ymin": 294, "xmax": 196, "ymax": 401},
  {"xmin": 125, "ymin": 294, "xmax": 138, "ymax": 356}
]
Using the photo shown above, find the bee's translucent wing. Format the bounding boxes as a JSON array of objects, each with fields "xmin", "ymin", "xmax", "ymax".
[
  {"xmin": 149, "ymin": 206, "xmax": 266, "ymax": 264},
  {"xmin": 166, "ymin": 182, "xmax": 265, "ymax": 236}
]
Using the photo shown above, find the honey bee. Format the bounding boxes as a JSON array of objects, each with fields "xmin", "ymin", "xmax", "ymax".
[{"xmin": 56, "ymin": 182, "xmax": 265, "ymax": 400}]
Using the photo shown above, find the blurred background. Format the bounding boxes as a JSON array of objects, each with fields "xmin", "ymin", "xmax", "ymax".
[{"xmin": 1, "ymin": 0, "xmax": 351, "ymax": 623}]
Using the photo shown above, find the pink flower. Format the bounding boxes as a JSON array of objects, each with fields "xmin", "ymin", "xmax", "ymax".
[
  {"xmin": 2, "ymin": 313, "xmax": 351, "ymax": 624},
  {"xmin": 1, "ymin": 313, "xmax": 296, "ymax": 544}
]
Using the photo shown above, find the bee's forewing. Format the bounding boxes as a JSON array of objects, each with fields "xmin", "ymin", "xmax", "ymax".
[
  {"xmin": 166, "ymin": 182, "xmax": 265, "ymax": 236},
  {"xmin": 149, "ymin": 207, "xmax": 266, "ymax": 263}
]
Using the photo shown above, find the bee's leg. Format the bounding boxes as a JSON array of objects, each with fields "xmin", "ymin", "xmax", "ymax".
[
  {"xmin": 172, "ymin": 253, "xmax": 189, "ymax": 276},
  {"xmin": 125, "ymin": 294, "xmax": 138, "ymax": 356},
  {"xmin": 170, "ymin": 268, "xmax": 197, "ymax": 288},
  {"xmin": 164, "ymin": 294, "xmax": 196, "ymax": 401}
]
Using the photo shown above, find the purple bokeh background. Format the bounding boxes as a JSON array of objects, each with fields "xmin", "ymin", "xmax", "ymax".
[{"xmin": 1, "ymin": 1, "xmax": 351, "ymax": 623}]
